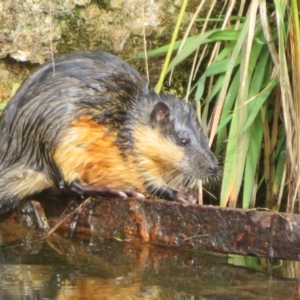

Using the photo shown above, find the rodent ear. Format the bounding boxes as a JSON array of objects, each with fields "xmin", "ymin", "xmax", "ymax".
[{"xmin": 150, "ymin": 102, "xmax": 170, "ymax": 125}]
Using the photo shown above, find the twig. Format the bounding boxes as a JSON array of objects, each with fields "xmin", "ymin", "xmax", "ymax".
[{"xmin": 42, "ymin": 197, "xmax": 93, "ymax": 239}]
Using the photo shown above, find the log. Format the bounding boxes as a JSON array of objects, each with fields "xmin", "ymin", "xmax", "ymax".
[{"xmin": 57, "ymin": 198, "xmax": 300, "ymax": 261}]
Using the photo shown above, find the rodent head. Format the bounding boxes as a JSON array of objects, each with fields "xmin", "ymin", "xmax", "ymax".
[{"xmin": 130, "ymin": 92, "xmax": 218, "ymax": 190}]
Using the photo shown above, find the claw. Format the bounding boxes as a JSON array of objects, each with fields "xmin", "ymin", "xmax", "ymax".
[{"xmin": 70, "ymin": 181, "xmax": 145, "ymax": 200}]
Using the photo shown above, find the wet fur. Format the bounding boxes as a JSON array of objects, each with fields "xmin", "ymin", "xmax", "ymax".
[{"xmin": 0, "ymin": 51, "xmax": 218, "ymax": 213}]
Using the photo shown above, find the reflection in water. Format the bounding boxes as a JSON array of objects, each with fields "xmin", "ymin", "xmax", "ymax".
[{"xmin": 0, "ymin": 233, "xmax": 298, "ymax": 300}]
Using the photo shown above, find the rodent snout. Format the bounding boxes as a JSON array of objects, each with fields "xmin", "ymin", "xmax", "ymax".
[
  {"xmin": 196, "ymin": 154, "xmax": 218, "ymax": 176},
  {"xmin": 207, "ymin": 164, "xmax": 218, "ymax": 174}
]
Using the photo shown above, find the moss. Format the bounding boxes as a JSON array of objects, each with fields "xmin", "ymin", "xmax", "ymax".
[
  {"xmin": 91, "ymin": 0, "xmax": 111, "ymax": 9},
  {"xmin": 57, "ymin": 13, "xmax": 89, "ymax": 54}
]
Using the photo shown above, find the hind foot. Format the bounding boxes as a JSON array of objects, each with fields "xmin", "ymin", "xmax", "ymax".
[{"xmin": 70, "ymin": 181, "xmax": 145, "ymax": 200}]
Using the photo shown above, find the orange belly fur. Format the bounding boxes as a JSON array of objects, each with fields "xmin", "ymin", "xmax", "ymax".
[{"xmin": 53, "ymin": 116, "xmax": 145, "ymax": 193}]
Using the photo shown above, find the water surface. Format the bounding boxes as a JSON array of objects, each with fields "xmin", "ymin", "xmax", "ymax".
[{"xmin": 0, "ymin": 232, "xmax": 297, "ymax": 300}]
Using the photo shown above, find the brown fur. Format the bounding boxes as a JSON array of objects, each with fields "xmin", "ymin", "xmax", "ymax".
[
  {"xmin": 53, "ymin": 116, "xmax": 145, "ymax": 192},
  {"xmin": 53, "ymin": 116, "xmax": 185, "ymax": 196},
  {"xmin": 132, "ymin": 124, "xmax": 185, "ymax": 189}
]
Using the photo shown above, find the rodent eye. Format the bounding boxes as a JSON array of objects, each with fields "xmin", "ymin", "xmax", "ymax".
[{"xmin": 180, "ymin": 138, "xmax": 190, "ymax": 146}]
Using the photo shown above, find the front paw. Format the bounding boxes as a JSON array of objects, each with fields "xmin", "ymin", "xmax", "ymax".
[{"xmin": 175, "ymin": 186, "xmax": 197, "ymax": 204}]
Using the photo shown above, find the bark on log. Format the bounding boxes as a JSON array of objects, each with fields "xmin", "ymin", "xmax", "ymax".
[{"xmin": 58, "ymin": 198, "xmax": 300, "ymax": 261}]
